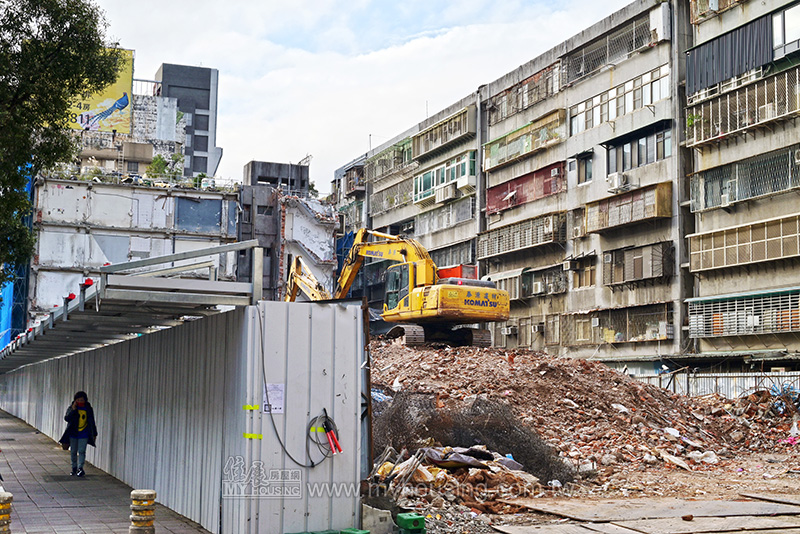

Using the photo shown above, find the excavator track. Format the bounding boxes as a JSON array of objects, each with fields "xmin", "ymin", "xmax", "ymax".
[
  {"xmin": 469, "ymin": 328, "xmax": 492, "ymax": 347},
  {"xmin": 400, "ymin": 325, "xmax": 426, "ymax": 346}
]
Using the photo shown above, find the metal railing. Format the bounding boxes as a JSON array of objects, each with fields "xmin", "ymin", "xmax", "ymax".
[
  {"xmin": 689, "ymin": 289, "xmax": 800, "ymax": 338},
  {"xmin": 686, "ymin": 66, "xmax": 800, "ymax": 147},
  {"xmin": 635, "ymin": 370, "xmax": 800, "ymax": 399},
  {"xmin": 690, "ymin": 0, "xmax": 750, "ymax": 24},
  {"xmin": 477, "ymin": 213, "xmax": 566, "ymax": 259}
]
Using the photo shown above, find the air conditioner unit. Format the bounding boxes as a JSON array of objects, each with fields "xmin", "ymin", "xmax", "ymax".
[
  {"xmin": 794, "ymin": 149, "xmax": 800, "ymax": 166},
  {"xmin": 758, "ymin": 103, "xmax": 776, "ymax": 121},
  {"xmin": 572, "ymin": 226, "xmax": 584, "ymax": 239},
  {"xmin": 591, "ymin": 317, "xmax": 600, "ymax": 328},
  {"xmin": 501, "ymin": 325, "xmax": 518, "ymax": 336},
  {"xmin": 708, "ymin": 0, "xmax": 719, "ymax": 11},
  {"xmin": 543, "ymin": 216, "xmax": 554, "ymax": 234},
  {"xmin": 720, "ymin": 193, "xmax": 730, "ymax": 207},
  {"xmin": 531, "ymin": 281, "xmax": 544, "ymax": 294},
  {"xmin": 607, "ymin": 172, "xmax": 628, "ymax": 193},
  {"xmin": 435, "ymin": 183, "xmax": 456, "ymax": 203},
  {"xmin": 603, "ymin": 252, "xmax": 613, "ymax": 264},
  {"xmin": 456, "ymin": 174, "xmax": 477, "ymax": 194},
  {"xmin": 532, "ymin": 323, "xmax": 545, "ymax": 333},
  {"xmin": 563, "ymin": 260, "xmax": 578, "ymax": 271},
  {"xmin": 551, "ymin": 167, "xmax": 561, "ymax": 177}
]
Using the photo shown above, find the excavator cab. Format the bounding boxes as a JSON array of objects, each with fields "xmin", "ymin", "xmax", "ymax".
[{"xmin": 384, "ymin": 263, "xmax": 410, "ymax": 312}]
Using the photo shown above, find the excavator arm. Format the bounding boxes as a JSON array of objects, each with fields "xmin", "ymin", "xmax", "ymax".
[
  {"xmin": 284, "ymin": 256, "xmax": 332, "ymax": 302},
  {"xmin": 333, "ymin": 228, "xmax": 434, "ymax": 299}
]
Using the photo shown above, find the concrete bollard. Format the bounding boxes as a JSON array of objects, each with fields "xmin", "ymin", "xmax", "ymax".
[
  {"xmin": 129, "ymin": 489, "xmax": 156, "ymax": 534},
  {"xmin": 0, "ymin": 492, "xmax": 12, "ymax": 534}
]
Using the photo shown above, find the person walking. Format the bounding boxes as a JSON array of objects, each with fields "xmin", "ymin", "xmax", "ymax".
[{"xmin": 58, "ymin": 391, "xmax": 98, "ymax": 477}]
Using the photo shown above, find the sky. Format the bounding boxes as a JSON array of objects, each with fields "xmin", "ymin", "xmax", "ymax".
[{"xmin": 95, "ymin": 0, "xmax": 632, "ymax": 193}]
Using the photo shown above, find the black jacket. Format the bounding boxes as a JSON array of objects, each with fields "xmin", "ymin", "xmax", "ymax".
[{"xmin": 58, "ymin": 402, "xmax": 98, "ymax": 447}]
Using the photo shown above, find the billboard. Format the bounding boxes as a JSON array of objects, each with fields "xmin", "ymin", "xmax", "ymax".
[{"xmin": 68, "ymin": 48, "xmax": 134, "ymax": 133}]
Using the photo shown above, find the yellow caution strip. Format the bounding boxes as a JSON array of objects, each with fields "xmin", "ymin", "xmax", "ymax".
[
  {"xmin": 310, "ymin": 427, "xmax": 325, "ymax": 433},
  {"xmin": 243, "ymin": 404, "xmax": 260, "ymax": 411},
  {"xmin": 243, "ymin": 433, "xmax": 263, "ymax": 440}
]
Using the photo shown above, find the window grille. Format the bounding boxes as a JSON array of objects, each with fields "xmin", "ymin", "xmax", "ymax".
[
  {"xmin": 686, "ymin": 66, "xmax": 800, "ymax": 147},
  {"xmin": 689, "ymin": 213, "xmax": 800, "ymax": 271},
  {"xmin": 477, "ymin": 213, "xmax": 567, "ymax": 259},
  {"xmin": 690, "ymin": 0, "xmax": 751, "ymax": 25},
  {"xmin": 689, "ymin": 290, "xmax": 800, "ymax": 338},
  {"xmin": 545, "ymin": 314, "xmax": 560, "ymax": 345},
  {"xmin": 412, "ymin": 107, "xmax": 475, "ymax": 159},
  {"xmin": 603, "ymin": 242, "xmax": 674, "ymax": 286},
  {"xmin": 338, "ymin": 200, "xmax": 363, "ymax": 229},
  {"xmin": 562, "ymin": 303, "xmax": 673, "ymax": 346},
  {"xmin": 415, "ymin": 196, "xmax": 475, "ymax": 235},
  {"xmin": 429, "ymin": 241, "xmax": 475, "ymax": 268},
  {"xmin": 487, "ymin": 162, "xmax": 566, "ymax": 214},
  {"xmin": 586, "ymin": 182, "xmax": 671, "ymax": 233},
  {"xmin": 488, "ymin": 63, "xmax": 560, "ymax": 126},
  {"xmin": 690, "ymin": 143, "xmax": 800, "ymax": 212},
  {"xmin": 483, "ymin": 110, "xmax": 566, "ymax": 171},
  {"xmin": 563, "ymin": 13, "xmax": 651, "ymax": 84},
  {"xmin": 370, "ymin": 180, "xmax": 413, "ymax": 216}
]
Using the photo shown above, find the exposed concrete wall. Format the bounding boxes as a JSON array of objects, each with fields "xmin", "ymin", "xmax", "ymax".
[{"xmin": 31, "ymin": 179, "xmax": 238, "ymax": 311}]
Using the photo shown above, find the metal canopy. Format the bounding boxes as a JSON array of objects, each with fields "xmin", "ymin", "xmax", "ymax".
[{"xmin": 0, "ymin": 240, "xmax": 264, "ymax": 374}]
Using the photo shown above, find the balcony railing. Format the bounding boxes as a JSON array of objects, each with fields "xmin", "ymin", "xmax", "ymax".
[
  {"xmin": 686, "ymin": 66, "xmax": 800, "ymax": 148},
  {"xmin": 483, "ymin": 110, "xmax": 566, "ymax": 171},
  {"xmin": 585, "ymin": 182, "xmax": 672, "ymax": 234},
  {"xmin": 690, "ymin": 0, "xmax": 750, "ymax": 24},
  {"xmin": 689, "ymin": 287, "xmax": 800, "ymax": 338},
  {"xmin": 561, "ymin": 303, "xmax": 674, "ymax": 346},
  {"xmin": 412, "ymin": 106, "xmax": 476, "ymax": 160},
  {"xmin": 689, "ymin": 213, "xmax": 800, "ymax": 272},
  {"xmin": 477, "ymin": 213, "xmax": 566, "ymax": 259}
]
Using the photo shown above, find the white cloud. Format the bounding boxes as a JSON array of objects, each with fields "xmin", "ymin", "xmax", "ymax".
[{"xmin": 96, "ymin": 0, "xmax": 631, "ymax": 192}]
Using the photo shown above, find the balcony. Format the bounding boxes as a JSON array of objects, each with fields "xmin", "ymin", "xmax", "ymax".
[
  {"xmin": 483, "ymin": 110, "xmax": 566, "ymax": 172},
  {"xmin": 688, "ymin": 287, "xmax": 800, "ymax": 338},
  {"xmin": 603, "ymin": 242, "xmax": 674, "ymax": 288},
  {"xmin": 690, "ymin": 0, "xmax": 750, "ymax": 24},
  {"xmin": 344, "ymin": 167, "xmax": 366, "ymax": 197},
  {"xmin": 685, "ymin": 66, "xmax": 800, "ymax": 148},
  {"xmin": 561, "ymin": 303, "xmax": 674, "ymax": 345},
  {"xmin": 412, "ymin": 105, "xmax": 476, "ymax": 161},
  {"xmin": 689, "ymin": 213, "xmax": 800, "ymax": 272},
  {"xmin": 585, "ymin": 182, "xmax": 672, "ymax": 234},
  {"xmin": 477, "ymin": 213, "xmax": 566, "ymax": 260}
]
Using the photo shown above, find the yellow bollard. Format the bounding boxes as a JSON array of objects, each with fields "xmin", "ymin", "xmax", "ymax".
[
  {"xmin": 129, "ymin": 489, "xmax": 156, "ymax": 534},
  {"xmin": 0, "ymin": 492, "xmax": 12, "ymax": 534}
]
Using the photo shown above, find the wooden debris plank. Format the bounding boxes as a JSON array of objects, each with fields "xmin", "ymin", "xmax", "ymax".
[
  {"xmin": 611, "ymin": 515, "xmax": 800, "ymax": 534},
  {"xmin": 499, "ymin": 498, "xmax": 800, "ymax": 522},
  {"xmin": 491, "ymin": 525, "xmax": 601, "ymax": 534},
  {"xmin": 740, "ymin": 493, "xmax": 800, "ymax": 507}
]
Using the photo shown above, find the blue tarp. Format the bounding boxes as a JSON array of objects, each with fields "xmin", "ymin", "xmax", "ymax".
[{"xmin": 0, "ymin": 281, "xmax": 13, "ymax": 347}]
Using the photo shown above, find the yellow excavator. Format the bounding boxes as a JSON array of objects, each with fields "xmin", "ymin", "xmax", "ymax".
[{"xmin": 285, "ymin": 229, "xmax": 510, "ymax": 346}]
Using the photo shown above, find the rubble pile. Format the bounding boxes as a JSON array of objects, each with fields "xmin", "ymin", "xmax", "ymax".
[{"xmin": 370, "ymin": 340, "xmax": 799, "ymax": 478}]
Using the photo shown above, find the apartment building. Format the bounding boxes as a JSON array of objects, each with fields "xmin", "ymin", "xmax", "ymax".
[
  {"xmin": 684, "ymin": 0, "xmax": 800, "ymax": 370},
  {"xmin": 334, "ymin": 0, "xmax": 800, "ymax": 370}
]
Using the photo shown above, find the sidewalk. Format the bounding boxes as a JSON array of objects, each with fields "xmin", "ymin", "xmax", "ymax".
[{"xmin": 0, "ymin": 409, "xmax": 210, "ymax": 533}]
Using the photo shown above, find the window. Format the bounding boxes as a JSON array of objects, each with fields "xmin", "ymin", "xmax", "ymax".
[
  {"xmin": 194, "ymin": 135, "xmax": 209, "ymax": 152},
  {"xmin": 573, "ymin": 258, "xmax": 596, "ymax": 288},
  {"xmin": 569, "ymin": 65, "xmax": 670, "ymax": 135},
  {"xmin": 192, "ymin": 156, "xmax": 208, "ymax": 173},
  {"xmin": 194, "ymin": 114, "xmax": 209, "ymax": 131},
  {"xmin": 606, "ymin": 125, "xmax": 672, "ymax": 175},
  {"xmin": 127, "ymin": 161, "xmax": 138, "ymax": 173},
  {"xmin": 256, "ymin": 205, "xmax": 272, "ymax": 216},
  {"xmin": 578, "ymin": 156, "xmax": 592, "ymax": 185},
  {"xmin": 774, "ymin": 4, "xmax": 800, "ymax": 56}
]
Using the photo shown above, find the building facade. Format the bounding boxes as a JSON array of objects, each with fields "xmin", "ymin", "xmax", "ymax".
[
  {"xmin": 155, "ymin": 64, "xmax": 223, "ymax": 177},
  {"xmin": 684, "ymin": 0, "xmax": 800, "ymax": 370},
  {"xmin": 334, "ymin": 0, "xmax": 800, "ymax": 371}
]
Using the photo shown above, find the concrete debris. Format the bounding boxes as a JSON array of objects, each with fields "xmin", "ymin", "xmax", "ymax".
[{"xmin": 368, "ymin": 340, "xmax": 800, "ymax": 532}]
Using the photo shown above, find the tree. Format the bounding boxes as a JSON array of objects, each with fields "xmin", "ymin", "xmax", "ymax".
[
  {"xmin": 146, "ymin": 153, "xmax": 185, "ymax": 179},
  {"xmin": 0, "ymin": 0, "xmax": 121, "ymax": 286}
]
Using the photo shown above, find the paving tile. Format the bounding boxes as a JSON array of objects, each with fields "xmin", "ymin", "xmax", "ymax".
[{"xmin": 0, "ymin": 410, "xmax": 210, "ymax": 533}]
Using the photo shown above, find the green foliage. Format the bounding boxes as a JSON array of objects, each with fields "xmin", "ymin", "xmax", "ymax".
[
  {"xmin": 146, "ymin": 153, "xmax": 184, "ymax": 179},
  {"xmin": 308, "ymin": 180, "xmax": 319, "ymax": 198},
  {"xmin": 686, "ymin": 114, "xmax": 703, "ymax": 128},
  {"xmin": 0, "ymin": 0, "xmax": 121, "ymax": 286}
]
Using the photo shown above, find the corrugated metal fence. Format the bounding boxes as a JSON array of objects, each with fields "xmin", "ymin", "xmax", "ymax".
[
  {"xmin": 634, "ymin": 371, "xmax": 800, "ymax": 398},
  {"xmin": 0, "ymin": 301, "xmax": 364, "ymax": 534}
]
